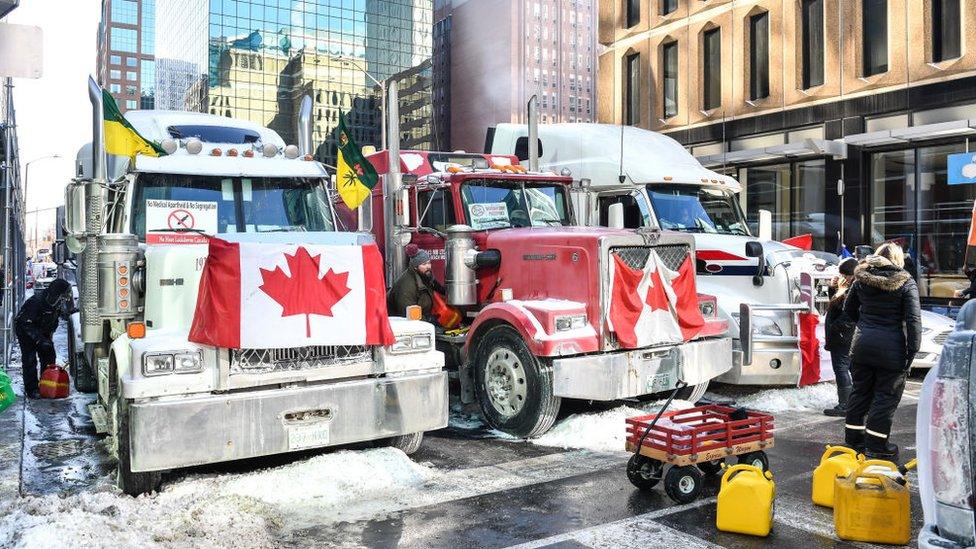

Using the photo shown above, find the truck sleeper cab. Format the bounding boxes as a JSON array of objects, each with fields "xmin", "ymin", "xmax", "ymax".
[
  {"xmin": 334, "ymin": 150, "xmax": 732, "ymax": 438},
  {"xmin": 61, "ymin": 89, "xmax": 447, "ymax": 495}
]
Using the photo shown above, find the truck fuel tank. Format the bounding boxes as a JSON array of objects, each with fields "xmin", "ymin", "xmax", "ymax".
[{"xmin": 445, "ymin": 225, "xmax": 478, "ymax": 306}]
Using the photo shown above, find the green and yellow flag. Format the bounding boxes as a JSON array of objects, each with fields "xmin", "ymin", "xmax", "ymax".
[
  {"xmin": 102, "ymin": 90, "xmax": 166, "ymax": 158},
  {"xmin": 333, "ymin": 113, "xmax": 379, "ymax": 209}
]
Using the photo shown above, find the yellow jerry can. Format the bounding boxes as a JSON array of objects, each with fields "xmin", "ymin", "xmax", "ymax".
[
  {"xmin": 716, "ymin": 464, "xmax": 776, "ymax": 537},
  {"xmin": 812, "ymin": 446, "xmax": 862, "ymax": 507},
  {"xmin": 833, "ymin": 459, "xmax": 911, "ymax": 545}
]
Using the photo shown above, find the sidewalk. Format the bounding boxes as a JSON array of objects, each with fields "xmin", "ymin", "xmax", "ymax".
[{"xmin": 0, "ymin": 358, "xmax": 24, "ymax": 501}]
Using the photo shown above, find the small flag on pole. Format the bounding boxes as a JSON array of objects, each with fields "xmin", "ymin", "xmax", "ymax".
[
  {"xmin": 102, "ymin": 90, "xmax": 165, "ymax": 158},
  {"xmin": 333, "ymin": 113, "xmax": 379, "ymax": 210}
]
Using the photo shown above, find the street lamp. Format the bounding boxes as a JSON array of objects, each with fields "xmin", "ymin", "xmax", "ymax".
[
  {"xmin": 330, "ymin": 56, "xmax": 386, "ymax": 150},
  {"xmin": 23, "ymin": 154, "xmax": 61, "ymax": 254}
]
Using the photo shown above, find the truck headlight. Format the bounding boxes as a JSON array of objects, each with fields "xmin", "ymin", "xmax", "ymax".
[
  {"xmin": 753, "ymin": 316, "xmax": 783, "ymax": 336},
  {"xmin": 174, "ymin": 351, "xmax": 203, "ymax": 373},
  {"xmin": 390, "ymin": 333, "xmax": 433, "ymax": 354},
  {"xmin": 554, "ymin": 314, "xmax": 586, "ymax": 332},
  {"xmin": 143, "ymin": 353, "xmax": 174, "ymax": 376}
]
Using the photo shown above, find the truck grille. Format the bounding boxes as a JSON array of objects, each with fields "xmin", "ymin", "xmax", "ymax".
[
  {"xmin": 230, "ymin": 345, "xmax": 371, "ymax": 374},
  {"xmin": 611, "ymin": 245, "xmax": 690, "ymax": 272}
]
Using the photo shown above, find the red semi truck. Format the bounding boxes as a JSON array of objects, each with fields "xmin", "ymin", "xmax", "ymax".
[{"xmin": 336, "ymin": 150, "xmax": 732, "ymax": 438}]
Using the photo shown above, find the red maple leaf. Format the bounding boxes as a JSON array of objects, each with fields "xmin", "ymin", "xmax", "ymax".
[
  {"xmin": 259, "ymin": 246, "xmax": 352, "ymax": 337},
  {"xmin": 645, "ymin": 268, "xmax": 671, "ymax": 312}
]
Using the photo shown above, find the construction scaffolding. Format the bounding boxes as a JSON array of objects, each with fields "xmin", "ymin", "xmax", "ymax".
[{"xmin": 1, "ymin": 76, "xmax": 28, "ymax": 370}]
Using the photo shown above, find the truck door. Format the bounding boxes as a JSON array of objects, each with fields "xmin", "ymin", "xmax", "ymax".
[
  {"xmin": 597, "ymin": 192, "xmax": 652, "ymax": 229},
  {"xmin": 414, "ymin": 187, "xmax": 454, "ymax": 282}
]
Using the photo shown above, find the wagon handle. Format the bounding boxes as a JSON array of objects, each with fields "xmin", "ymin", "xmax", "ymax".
[{"xmin": 634, "ymin": 380, "xmax": 688, "ymax": 457}]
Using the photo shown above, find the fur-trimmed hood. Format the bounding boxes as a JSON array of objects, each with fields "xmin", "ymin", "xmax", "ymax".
[{"xmin": 854, "ymin": 255, "xmax": 912, "ymax": 291}]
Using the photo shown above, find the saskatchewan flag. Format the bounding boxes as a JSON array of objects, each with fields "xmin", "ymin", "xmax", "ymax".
[
  {"xmin": 102, "ymin": 90, "xmax": 166, "ymax": 158},
  {"xmin": 333, "ymin": 113, "xmax": 379, "ymax": 209}
]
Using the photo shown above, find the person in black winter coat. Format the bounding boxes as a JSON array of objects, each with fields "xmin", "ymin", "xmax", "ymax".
[
  {"xmin": 823, "ymin": 257, "xmax": 857, "ymax": 417},
  {"xmin": 15, "ymin": 279, "xmax": 72, "ymax": 399},
  {"xmin": 842, "ymin": 243, "xmax": 921, "ymax": 459},
  {"xmin": 953, "ymin": 265, "xmax": 976, "ymax": 301}
]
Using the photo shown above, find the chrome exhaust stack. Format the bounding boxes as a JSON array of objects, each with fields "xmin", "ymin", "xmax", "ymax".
[
  {"xmin": 296, "ymin": 94, "xmax": 313, "ymax": 156},
  {"xmin": 82, "ymin": 76, "xmax": 107, "ymax": 343}
]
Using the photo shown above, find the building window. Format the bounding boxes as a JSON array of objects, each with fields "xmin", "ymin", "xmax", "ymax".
[
  {"xmin": 702, "ymin": 28, "xmax": 721, "ymax": 110},
  {"xmin": 126, "ymin": 85, "xmax": 137, "ymax": 95},
  {"xmin": 110, "ymin": 55, "xmax": 121, "ymax": 65},
  {"xmin": 110, "ymin": 69, "xmax": 121, "ymax": 79},
  {"xmin": 111, "ymin": 27, "xmax": 138, "ymax": 53},
  {"xmin": 141, "ymin": 0, "xmax": 155, "ymax": 55},
  {"xmin": 126, "ymin": 71, "xmax": 137, "ymax": 81},
  {"xmin": 932, "ymin": 0, "xmax": 961, "ymax": 61},
  {"xmin": 625, "ymin": 52, "xmax": 640, "ymax": 125},
  {"xmin": 110, "ymin": 0, "xmax": 138, "ymax": 25},
  {"xmin": 662, "ymin": 41, "xmax": 678, "ymax": 118},
  {"xmin": 801, "ymin": 0, "xmax": 825, "ymax": 88},
  {"xmin": 626, "ymin": 0, "xmax": 640, "ymax": 28},
  {"xmin": 661, "ymin": 0, "xmax": 677, "ymax": 15},
  {"xmin": 126, "ymin": 100, "xmax": 138, "ymax": 109},
  {"xmin": 126, "ymin": 57, "xmax": 137, "ymax": 67},
  {"xmin": 862, "ymin": 0, "xmax": 888, "ymax": 76},
  {"xmin": 749, "ymin": 12, "xmax": 770, "ymax": 100},
  {"xmin": 110, "ymin": 83, "xmax": 121, "ymax": 94}
]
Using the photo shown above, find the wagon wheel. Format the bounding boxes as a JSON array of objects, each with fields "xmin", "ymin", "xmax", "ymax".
[
  {"xmin": 697, "ymin": 458, "xmax": 725, "ymax": 476},
  {"xmin": 737, "ymin": 451, "xmax": 770, "ymax": 472},
  {"xmin": 626, "ymin": 454, "xmax": 664, "ymax": 490},
  {"xmin": 664, "ymin": 465, "xmax": 704, "ymax": 504}
]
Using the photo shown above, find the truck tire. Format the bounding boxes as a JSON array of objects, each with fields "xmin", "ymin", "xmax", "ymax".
[
  {"xmin": 674, "ymin": 380, "xmax": 709, "ymax": 404},
  {"xmin": 67, "ymin": 320, "xmax": 96, "ymax": 393},
  {"xmin": 387, "ymin": 432, "xmax": 424, "ymax": 455},
  {"xmin": 116, "ymin": 404, "xmax": 162, "ymax": 496},
  {"xmin": 472, "ymin": 325, "xmax": 561, "ymax": 438}
]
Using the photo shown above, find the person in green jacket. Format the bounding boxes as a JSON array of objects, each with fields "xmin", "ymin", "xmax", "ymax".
[{"xmin": 388, "ymin": 246, "xmax": 445, "ymax": 319}]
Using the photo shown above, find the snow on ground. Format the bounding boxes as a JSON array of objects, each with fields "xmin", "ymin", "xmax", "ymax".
[
  {"xmin": 530, "ymin": 400, "xmax": 695, "ymax": 453},
  {"xmin": 733, "ymin": 382, "xmax": 838, "ymax": 413},
  {"xmin": 0, "ymin": 447, "xmax": 434, "ymax": 548}
]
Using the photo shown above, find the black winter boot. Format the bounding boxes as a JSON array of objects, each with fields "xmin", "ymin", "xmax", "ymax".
[
  {"xmin": 865, "ymin": 432, "xmax": 899, "ymax": 460},
  {"xmin": 844, "ymin": 426, "xmax": 865, "ymax": 452}
]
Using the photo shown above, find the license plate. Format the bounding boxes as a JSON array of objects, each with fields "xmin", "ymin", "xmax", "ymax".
[{"xmin": 287, "ymin": 422, "xmax": 331, "ymax": 450}]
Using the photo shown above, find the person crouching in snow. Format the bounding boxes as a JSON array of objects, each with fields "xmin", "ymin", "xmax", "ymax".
[
  {"xmin": 388, "ymin": 244, "xmax": 445, "ymax": 321},
  {"xmin": 15, "ymin": 278, "xmax": 72, "ymax": 399},
  {"xmin": 823, "ymin": 257, "xmax": 857, "ymax": 417},
  {"xmin": 842, "ymin": 243, "xmax": 921, "ymax": 459}
]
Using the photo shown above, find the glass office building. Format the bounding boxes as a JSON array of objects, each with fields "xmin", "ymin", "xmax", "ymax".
[
  {"xmin": 156, "ymin": 0, "xmax": 432, "ymax": 163},
  {"xmin": 97, "ymin": 0, "xmax": 157, "ymax": 112}
]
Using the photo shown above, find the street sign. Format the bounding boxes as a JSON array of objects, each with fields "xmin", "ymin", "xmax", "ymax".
[
  {"xmin": 0, "ymin": 23, "xmax": 42, "ymax": 79},
  {"xmin": 948, "ymin": 152, "xmax": 976, "ymax": 185}
]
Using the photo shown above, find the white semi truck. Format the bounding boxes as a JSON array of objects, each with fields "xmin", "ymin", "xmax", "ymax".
[
  {"xmin": 57, "ymin": 79, "xmax": 448, "ymax": 495},
  {"xmin": 488, "ymin": 123, "xmax": 953, "ymax": 385}
]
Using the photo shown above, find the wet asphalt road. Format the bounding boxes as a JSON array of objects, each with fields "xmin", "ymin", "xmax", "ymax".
[{"xmin": 13, "ymin": 375, "xmax": 925, "ymax": 548}]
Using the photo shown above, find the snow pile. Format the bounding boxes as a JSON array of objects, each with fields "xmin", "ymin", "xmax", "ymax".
[
  {"xmin": 734, "ymin": 382, "xmax": 837, "ymax": 413},
  {"xmin": 0, "ymin": 448, "xmax": 435, "ymax": 548},
  {"xmin": 531, "ymin": 400, "xmax": 695, "ymax": 453}
]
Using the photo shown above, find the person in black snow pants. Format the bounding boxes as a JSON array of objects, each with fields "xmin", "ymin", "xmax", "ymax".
[
  {"xmin": 15, "ymin": 278, "xmax": 72, "ymax": 399},
  {"xmin": 842, "ymin": 243, "xmax": 921, "ymax": 459},
  {"xmin": 823, "ymin": 257, "xmax": 857, "ymax": 417}
]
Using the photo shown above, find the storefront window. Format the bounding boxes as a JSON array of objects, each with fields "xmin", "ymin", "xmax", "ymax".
[
  {"xmin": 793, "ymin": 160, "xmax": 826, "ymax": 251},
  {"xmin": 917, "ymin": 143, "xmax": 973, "ymax": 297},
  {"xmin": 739, "ymin": 163, "xmax": 791, "ymax": 241},
  {"xmin": 870, "ymin": 150, "xmax": 915, "ymax": 253}
]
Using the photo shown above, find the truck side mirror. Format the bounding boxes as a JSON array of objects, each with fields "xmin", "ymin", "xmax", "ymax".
[
  {"xmin": 757, "ymin": 209, "xmax": 772, "ymax": 241},
  {"xmin": 607, "ymin": 203, "xmax": 625, "ymax": 230},
  {"xmin": 52, "ymin": 240, "xmax": 67, "ymax": 265},
  {"xmin": 745, "ymin": 241, "xmax": 765, "ymax": 287},
  {"xmin": 64, "ymin": 182, "xmax": 87, "ymax": 253}
]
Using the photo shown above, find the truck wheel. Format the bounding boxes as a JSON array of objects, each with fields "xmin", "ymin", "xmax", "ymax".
[
  {"xmin": 675, "ymin": 380, "xmax": 709, "ymax": 404},
  {"xmin": 116, "ymin": 404, "xmax": 162, "ymax": 496},
  {"xmin": 664, "ymin": 465, "xmax": 703, "ymax": 504},
  {"xmin": 386, "ymin": 432, "xmax": 424, "ymax": 455},
  {"xmin": 67, "ymin": 320, "xmax": 96, "ymax": 393},
  {"xmin": 627, "ymin": 454, "xmax": 663, "ymax": 490},
  {"xmin": 472, "ymin": 325, "xmax": 561, "ymax": 438}
]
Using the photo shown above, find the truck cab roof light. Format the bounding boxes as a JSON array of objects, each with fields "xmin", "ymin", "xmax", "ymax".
[
  {"xmin": 160, "ymin": 139, "xmax": 178, "ymax": 155},
  {"xmin": 186, "ymin": 138, "xmax": 203, "ymax": 155},
  {"xmin": 227, "ymin": 148, "xmax": 239, "ymax": 157},
  {"xmin": 243, "ymin": 149, "xmax": 254, "ymax": 158},
  {"xmin": 284, "ymin": 145, "xmax": 300, "ymax": 159},
  {"xmin": 303, "ymin": 154, "xmax": 314, "ymax": 161},
  {"xmin": 262, "ymin": 143, "xmax": 278, "ymax": 157},
  {"xmin": 210, "ymin": 148, "xmax": 222, "ymax": 157}
]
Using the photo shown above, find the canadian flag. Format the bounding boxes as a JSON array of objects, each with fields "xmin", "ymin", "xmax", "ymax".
[
  {"xmin": 189, "ymin": 236, "xmax": 395, "ymax": 349},
  {"xmin": 607, "ymin": 252, "xmax": 705, "ymax": 349}
]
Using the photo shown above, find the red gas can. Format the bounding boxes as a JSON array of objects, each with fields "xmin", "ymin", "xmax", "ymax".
[{"xmin": 39, "ymin": 364, "xmax": 70, "ymax": 399}]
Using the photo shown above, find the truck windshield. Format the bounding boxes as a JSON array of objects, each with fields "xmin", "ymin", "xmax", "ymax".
[
  {"xmin": 646, "ymin": 185, "xmax": 750, "ymax": 236},
  {"xmin": 460, "ymin": 179, "xmax": 571, "ymax": 229},
  {"xmin": 130, "ymin": 174, "xmax": 334, "ymax": 239}
]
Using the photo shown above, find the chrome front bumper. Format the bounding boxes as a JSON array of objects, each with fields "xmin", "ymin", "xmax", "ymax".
[
  {"xmin": 719, "ymin": 348, "xmax": 801, "ymax": 385},
  {"xmin": 127, "ymin": 371, "xmax": 448, "ymax": 472},
  {"xmin": 551, "ymin": 337, "xmax": 732, "ymax": 400}
]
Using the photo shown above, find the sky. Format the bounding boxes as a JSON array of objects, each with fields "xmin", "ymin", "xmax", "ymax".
[{"xmin": 6, "ymin": 0, "xmax": 101, "ymax": 249}]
